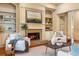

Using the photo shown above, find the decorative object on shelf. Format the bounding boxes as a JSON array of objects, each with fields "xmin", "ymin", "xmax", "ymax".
[
  {"xmin": 26, "ymin": 10, "xmax": 42, "ymax": 23},
  {"xmin": 45, "ymin": 17, "xmax": 52, "ymax": 31},
  {"xmin": 8, "ymin": 27, "xmax": 12, "ymax": 32},
  {"xmin": 21, "ymin": 23, "xmax": 28, "ymax": 36}
]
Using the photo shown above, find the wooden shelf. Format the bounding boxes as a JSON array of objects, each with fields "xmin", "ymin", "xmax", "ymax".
[
  {"xmin": 0, "ymin": 13, "xmax": 16, "ymax": 33},
  {"xmin": 45, "ymin": 17, "xmax": 52, "ymax": 31}
]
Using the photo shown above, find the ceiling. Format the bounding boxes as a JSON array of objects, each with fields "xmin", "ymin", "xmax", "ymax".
[
  {"xmin": 51, "ymin": 3, "xmax": 61, "ymax": 5},
  {"xmin": 44, "ymin": 3, "xmax": 61, "ymax": 11}
]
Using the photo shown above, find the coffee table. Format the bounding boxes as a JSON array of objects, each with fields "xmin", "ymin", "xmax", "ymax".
[{"xmin": 45, "ymin": 41, "xmax": 67, "ymax": 56}]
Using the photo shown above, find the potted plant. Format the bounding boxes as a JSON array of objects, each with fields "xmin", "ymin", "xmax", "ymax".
[{"xmin": 21, "ymin": 23, "xmax": 28, "ymax": 36}]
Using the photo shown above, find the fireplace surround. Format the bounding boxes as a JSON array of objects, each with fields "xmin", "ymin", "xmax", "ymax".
[
  {"xmin": 28, "ymin": 29, "xmax": 42, "ymax": 40},
  {"xmin": 28, "ymin": 32, "xmax": 40, "ymax": 40}
]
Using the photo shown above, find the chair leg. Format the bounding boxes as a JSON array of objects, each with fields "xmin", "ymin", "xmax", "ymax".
[
  {"xmin": 54, "ymin": 49, "xmax": 57, "ymax": 56},
  {"xmin": 45, "ymin": 47, "xmax": 48, "ymax": 54},
  {"xmin": 69, "ymin": 46, "xmax": 71, "ymax": 51}
]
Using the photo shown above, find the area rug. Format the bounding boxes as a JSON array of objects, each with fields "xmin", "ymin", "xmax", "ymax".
[
  {"xmin": 15, "ymin": 45, "xmax": 70, "ymax": 56},
  {"xmin": 15, "ymin": 46, "xmax": 56, "ymax": 56}
]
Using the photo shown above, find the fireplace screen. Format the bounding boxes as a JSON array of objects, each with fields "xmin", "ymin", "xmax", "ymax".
[{"xmin": 28, "ymin": 33, "xmax": 40, "ymax": 40}]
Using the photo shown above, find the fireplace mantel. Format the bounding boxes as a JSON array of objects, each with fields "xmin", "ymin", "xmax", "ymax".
[{"xmin": 27, "ymin": 23, "xmax": 44, "ymax": 29}]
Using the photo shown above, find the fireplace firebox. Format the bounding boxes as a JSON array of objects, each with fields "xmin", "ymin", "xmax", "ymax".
[{"xmin": 28, "ymin": 32, "xmax": 40, "ymax": 40}]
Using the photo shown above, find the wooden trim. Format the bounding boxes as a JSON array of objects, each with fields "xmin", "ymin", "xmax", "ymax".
[{"xmin": 74, "ymin": 40, "xmax": 79, "ymax": 44}]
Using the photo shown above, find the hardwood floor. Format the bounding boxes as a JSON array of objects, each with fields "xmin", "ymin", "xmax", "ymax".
[
  {"xmin": 30, "ymin": 40, "xmax": 48, "ymax": 47},
  {"xmin": 74, "ymin": 40, "xmax": 79, "ymax": 44},
  {"xmin": 0, "ymin": 47, "xmax": 5, "ymax": 56}
]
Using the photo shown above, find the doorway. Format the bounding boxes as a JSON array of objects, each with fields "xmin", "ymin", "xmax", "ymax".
[{"xmin": 59, "ymin": 13, "xmax": 68, "ymax": 36}]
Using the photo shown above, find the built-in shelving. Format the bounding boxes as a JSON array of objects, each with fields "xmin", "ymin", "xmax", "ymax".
[
  {"xmin": 0, "ymin": 12, "xmax": 16, "ymax": 33},
  {"xmin": 45, "ymin": 17, "xmax": 52, "ymax": 31},
  {"xmin": 45, "ymin": 9, "xmax": 53, "ymax": 31}
]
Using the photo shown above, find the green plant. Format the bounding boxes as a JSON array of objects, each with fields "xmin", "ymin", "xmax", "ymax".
[
  {"xmin": 27, "ymin": 18, "xmax": 42, "ymax": 23},
  {"xmin": 21, "ymin": 23, "xmax": 28, "ymax": 36}
]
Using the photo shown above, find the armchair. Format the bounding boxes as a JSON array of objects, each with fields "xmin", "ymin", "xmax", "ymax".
[
  {"xmin": 6, "ymin": 34, "xmax": 29, "ymax": 53},
  {"xmin": 51, "ymin": 31, "xmax": 66, "ymax": 45}
]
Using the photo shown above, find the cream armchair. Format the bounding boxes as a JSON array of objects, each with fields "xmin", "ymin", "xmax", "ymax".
[{"xmin": 51, "ymin": 31, "xmax": 66, "ymax": 45}]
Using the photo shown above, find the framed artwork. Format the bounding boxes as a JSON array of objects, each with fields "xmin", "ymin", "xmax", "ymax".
[{"xmin": 26, "ymin": 10, "xmax": 42, "ymax": 23}]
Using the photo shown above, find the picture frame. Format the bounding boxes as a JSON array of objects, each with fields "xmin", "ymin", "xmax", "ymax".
[{"xmin": 26, "ymin": 10, "xmax": 42, "ymax": 23}]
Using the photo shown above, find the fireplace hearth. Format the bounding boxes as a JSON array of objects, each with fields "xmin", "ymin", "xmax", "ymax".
[{"xmin": 28, "ymin": 32, "xmax": 40, "ymax": 40}]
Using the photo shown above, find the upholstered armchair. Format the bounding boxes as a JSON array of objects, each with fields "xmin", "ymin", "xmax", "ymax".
[{"xmin": 51, "ymin": 31, "xmax": 66, "ymax": 45}]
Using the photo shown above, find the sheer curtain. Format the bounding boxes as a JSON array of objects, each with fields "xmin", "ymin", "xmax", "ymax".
[
  {"xmin": 68, "ymin": 11, "xmax": 75, "ymax": 44},
  {"xmin": 68, "ymin": 10, "xmax": 79, "ymax": 56}
]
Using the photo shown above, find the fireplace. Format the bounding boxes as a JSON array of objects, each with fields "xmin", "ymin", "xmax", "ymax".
[
  {"xmin": 28, "ymin": 33, "xmax": 40, "ymax": 40},
  {"xmin": 28, "ymin": 29, "xmax": 42, "ymax": 40}
]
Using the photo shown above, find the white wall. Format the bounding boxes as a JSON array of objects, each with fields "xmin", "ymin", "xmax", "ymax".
[
  {"xmin": 45, "ymin": 31, "xmax": 54, "ymax": 40},
  {"xmin": 75, "ymin": 10, "xmax": 79, "ymax": 33}
]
